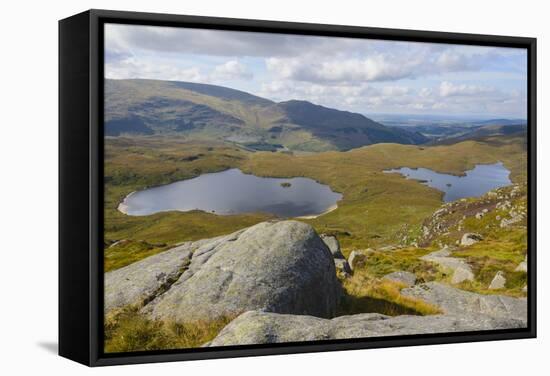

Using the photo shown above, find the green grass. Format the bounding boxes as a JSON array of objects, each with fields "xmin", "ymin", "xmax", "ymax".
[
  {"xmin": 104, "ymin": 139, "xmax": 273, "ymax": 251},
  {"xmin": 104, "ymin": 135, "xmax": 527, "ymax": 271},
  {"xmin": 451, "ymin": 229, "xmax": 527, "ymax": 297},
  {"xmin": 351, "ymin": 247, "xmax": 444, "ymax": 283},
  {"xmin": 339, "ymin": 272, "xmax": 441, "ymax": 316},
  {"xmin": 104, "ymin": 240, "xmax": 169, "ymax": 272},
  {"xmin": 104, "ymin": 307, "xmax": 235, "ymax": 353}
]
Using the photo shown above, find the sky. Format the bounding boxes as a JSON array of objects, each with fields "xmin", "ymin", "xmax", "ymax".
[{"xmin": 105, "ymin": 23, "xmax": 528, "ymax": 119}]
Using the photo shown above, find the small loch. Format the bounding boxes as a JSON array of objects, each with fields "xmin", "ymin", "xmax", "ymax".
[
  {"xmin": 118, "ymin": 168, "xmax": 342, "ymax": 217},
  {"xmin": 384, "ymin": 162, "xmax": 512, "ymax": 202}
]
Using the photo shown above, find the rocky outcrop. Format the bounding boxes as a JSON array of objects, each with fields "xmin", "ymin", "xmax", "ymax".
[
  {"xmin": 451, "ymin": 266, "xmax": 475, "ymax": 284},
  {"xmin": 401, "ymin": 282, "xmax": 527, "ymax": 324},
  {"xmin": 105, "ymin": 241, "xmax": 198, "ymax": 313},
  {"xmin": 382, "ymin": 271, "xmax": 416, "ymax": 287},
  {"xmin": 208, "ymin": 309, "xmax": 526, "ymax": 347},
  {"xmin": 460, "ymin": 233, "xmax": 483, "ymax": 246},
  {"xmin": 320, "ymin": 234, "xmax": 344, "ymax": 259},
  {"xmin": 420, "ymin": 247, "xmax": 474, "ymax": 284},
  {"xmin": 138, "ymin": 221, "xmax": 342, "ymax": 322},
  {"xmin": 208, "ymin": 281, "xmax": 527, "ymax": 346}
]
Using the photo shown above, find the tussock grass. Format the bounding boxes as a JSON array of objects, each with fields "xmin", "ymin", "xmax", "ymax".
[
  {"xmin": 104, "ymin": 135, "xmax": 526, "ymax": 268},
  {"xmin": 353, "ymin": 247, "xmax": 442, "ymax": 283},
  {"xmin": 104, "ymin": 307, "xmax": 235, "ymax": 353},
  {"xmin": 104, "ymin": 240, "xmax": 168, "ymax": 272},
  {"xmin": 339, "ymin": 271, "xmax": 441, "ymax": 316}
]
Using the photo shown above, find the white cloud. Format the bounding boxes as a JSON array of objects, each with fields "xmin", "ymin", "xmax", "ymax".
[
  {"xmin": 211, "ymin": 60, "xmax": 252, "ymax": 80},
  {"xmin": 104, "ymin": 23, "xmax": 528, "ymax": 117},
  {"xmin": 439, "ymin": 81, "xmax": 494, "ymax": 97},
  {"xmin": 266, "ymin": 54, "xmax": 419, "ymax": 84},
  {"xmin": 105, "ymin": 56, "xmax": 204, "ymax": 82}
]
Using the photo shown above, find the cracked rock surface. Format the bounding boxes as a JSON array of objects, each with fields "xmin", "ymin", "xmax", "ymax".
[
  {"xmin": 207, "ymin": 307, "xmax": 525, "ymax": 346},
  {"xmin": 104, "ymin": 242, "xmax": 196, "ymax": 314},
  {"xmin": 420, "ymin": 247, "xmax": 474, "ymax": 284},
  {"xmin": 401, "ymin": 282, "xmax": 527, "ymax": 324},
  {"xmin": 208, "ymin": 282, "xmax": 527, "ymax": 346},
  {"xmin": 116, "ymin": 221, "xmax": 343, "ymax": 323}
]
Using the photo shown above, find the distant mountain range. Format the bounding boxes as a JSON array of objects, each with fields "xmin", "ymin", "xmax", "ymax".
[
  {"xmin": 432, "ymin": 123, "xmax": 527, "ymax": 145},
  {"xmin": 105, "ymin": 79, "xmax": 429, "ymax": 151}
]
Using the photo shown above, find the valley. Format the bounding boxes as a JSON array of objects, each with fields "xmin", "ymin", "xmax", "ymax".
[
  {"xmin": 104, "ymin": 133, "xmax": 527, "ymax": 275},
  {"xmin": 105, "ymin": 79, "xmax": 429, "ymax": 152},
  {"xmin": 102, "ymin": 79, "xmax": 528, "ymax": 353}
]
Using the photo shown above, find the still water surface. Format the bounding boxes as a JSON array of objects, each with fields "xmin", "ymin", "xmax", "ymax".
[
  {"xmin": 119, "ymin": 168, "xmax": 342, "ymax": 217},
  {"xmin": 383, "ymin": 162, "xmax": 512, "ymax": 202}
]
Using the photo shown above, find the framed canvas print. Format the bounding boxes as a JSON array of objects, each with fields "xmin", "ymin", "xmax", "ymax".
[{"xmin": 59, "ymin": 9, "xmax": 536, "ymax": 366}]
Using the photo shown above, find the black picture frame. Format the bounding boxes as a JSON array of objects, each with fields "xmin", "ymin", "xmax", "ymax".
[{"xmin": 59, "ymin": 9, "xmax": 537, "ymax": 367}]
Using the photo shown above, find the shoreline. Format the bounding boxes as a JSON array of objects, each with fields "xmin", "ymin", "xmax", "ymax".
[
  {"xmin": 117, "ymin": 191, "xmax": 135, "ymax": 215},
  {"xmin": 296, "ymin": 204, "xmax": 338, "ymax": 219}
]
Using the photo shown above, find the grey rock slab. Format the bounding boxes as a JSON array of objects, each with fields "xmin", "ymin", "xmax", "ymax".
[
  {"xmin": 451, "ymin": 266, "xmax": 475, "ymax": 284},
  {"xmin": 382, "ymin": 271, "xmax": 417, "ymax": 287},
  {"xmin": 320, "ymin": 234, "xmax": 344, "ymax": 259},
  {"xmin": 145, "ymin": 220, "xmax": 342, "ymax": 323},
  {"xmin": 402, "ymin": 282, "xmax": 527, "ymax": 325},
  {"xmin": 421, "ymin": 247, "xmax": 474, "ymax": 284},
  {"xmin": 208, "ymin": 310, "xmax": 526, "ymax": 347},
  {"xmin": 104, "ymin": 242, "xmax": 197, "ymax": 314}
]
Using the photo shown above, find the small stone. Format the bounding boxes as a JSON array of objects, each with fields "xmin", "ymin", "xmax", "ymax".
[
  {"xmin": 461, "ymin": 233, "xmax": 483, "ymax": 246},
  {"xmin": 515, "ymin": 257, "xmax": 527, "ymax": 272},
  {"xmin": 489, "ymin": 271, "xmax": 506, "ymax": 290},
  {"xmin": 334, "ymin": 258, "xmax": 351, "ymax": 276},
  {"xmin": 348, "ymin": 250, "xmax": 366, "ymax": 271}
]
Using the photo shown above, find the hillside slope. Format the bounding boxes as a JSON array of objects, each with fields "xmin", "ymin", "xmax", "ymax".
[{"xmin": 105, "ymin": 79, "xmax": 428, "ymax": 151}]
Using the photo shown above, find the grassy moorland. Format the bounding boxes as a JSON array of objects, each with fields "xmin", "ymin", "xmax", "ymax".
[
  {"xmin": 103, "ymin": 133, "xmax": 527, "ymax": 351},
  {"xmin": 104, "ymin": 134, "xmax": 526, "ymax": 269}
]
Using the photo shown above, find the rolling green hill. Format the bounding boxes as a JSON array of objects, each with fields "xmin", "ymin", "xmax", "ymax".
[
  {"xmin": 433, "ymin": 123, "xmax": 527, "ymax": 145},
  {"xmin": 105, "ymin": 79, "xmax": 429, "ymax": 151}
]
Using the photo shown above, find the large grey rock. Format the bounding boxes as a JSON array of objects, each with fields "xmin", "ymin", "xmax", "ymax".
[
  {"xmin": 145, "ymin": 221, "xmax": 342, "ymax": 322},
  {"xmin": 321, "ymin": 234, "xmax": 344, "ymax": 259},
  {"xmin": 461, "ymin": 233, "xmax": 483, "ymax": 246},
  {"xmin": 104, "ymin": 242, "xmax": 196, "ymax": 314},
  {"xmin": 208, "ymin": 310, "xmax": 526, "ymax": 347},
  {"xmin": 382, "ymin": 271, "xmax": 416, "ymax": 287},
  {"xmin": 402, "ymin": 282, "xmax": 526, "ymax": 324},
  {"xmin": 489, "ymin": 271, "xmax": 507, "ymax": 290}
]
